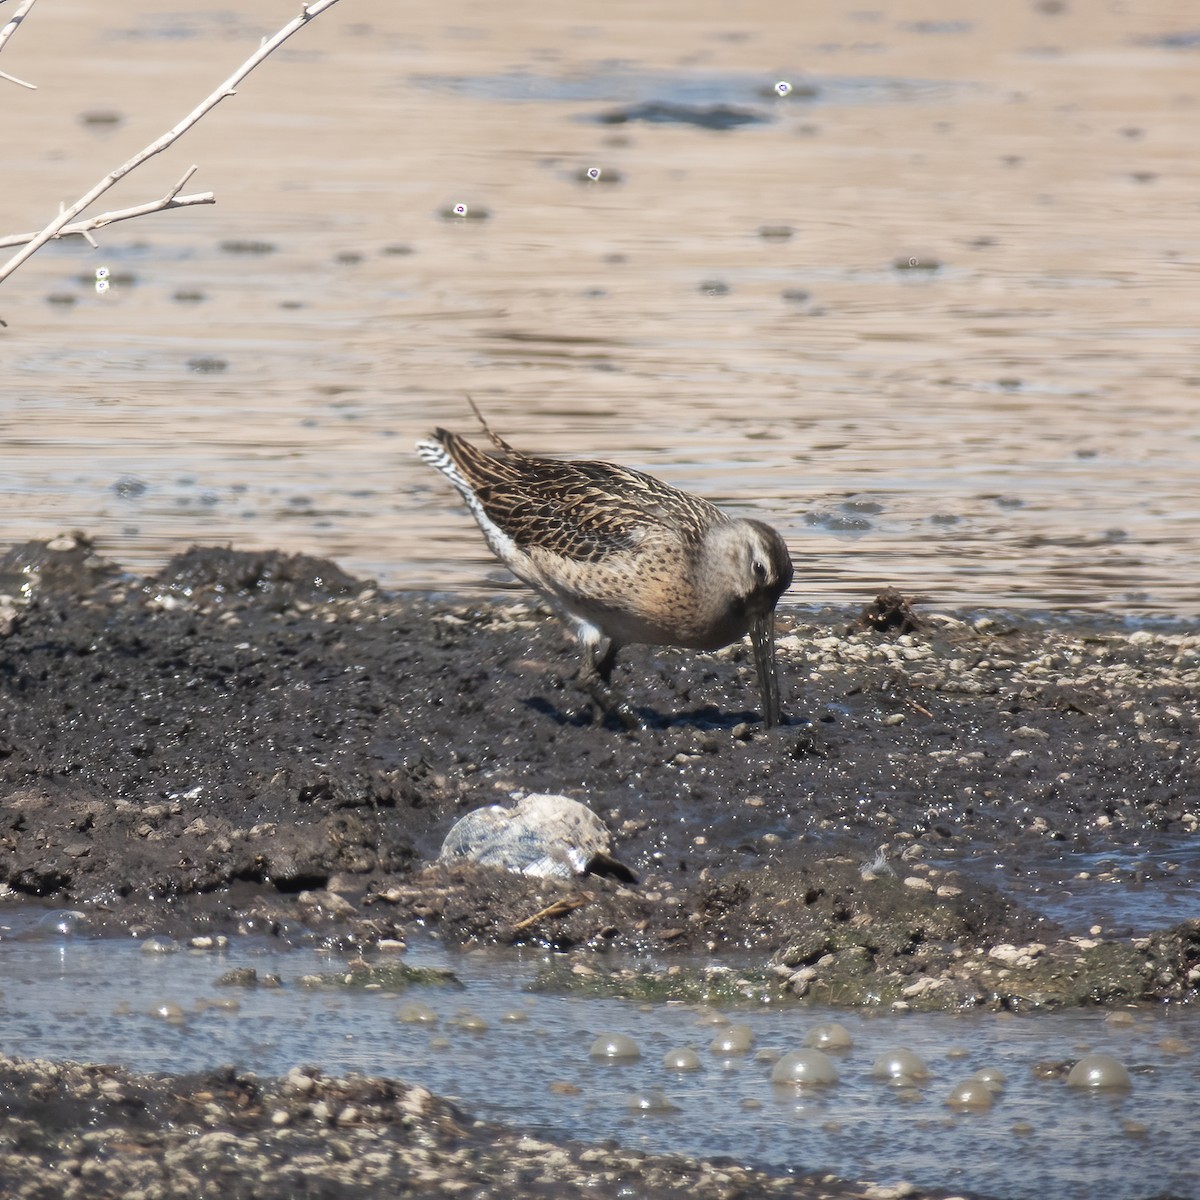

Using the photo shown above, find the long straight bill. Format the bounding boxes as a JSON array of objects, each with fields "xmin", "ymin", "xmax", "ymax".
[{"xmin": 749, "ymin": 610, "xmax": 782, "ymax": 728}]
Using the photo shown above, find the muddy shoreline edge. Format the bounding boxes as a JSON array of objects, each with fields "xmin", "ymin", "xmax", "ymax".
[{"xmin": 1, "ymin": 535, "xmax": 1197, "ymax": 1198}]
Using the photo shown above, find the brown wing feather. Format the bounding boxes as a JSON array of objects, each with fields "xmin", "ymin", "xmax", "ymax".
[{"xmin": 434, "ymin": 430, "xmax": 725, "ymax": 563}]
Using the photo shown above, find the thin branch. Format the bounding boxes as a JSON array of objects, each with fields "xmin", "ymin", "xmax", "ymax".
[
  {"xmin": 0, "ymin": 0, "xmax": 342, "ymax": 284},
  {"xmin": 0, "ymin": 0, "xmax": 39, "ymax": 88},
  {"xmin": 0, "ymin": 189, "xmax": 216, "ymax": 249},
  {"xmin": 0, "ymin": 0, "xmax": 38, "ymax": 54},
  {"xmin": 511, "ymin": 894, "xmax": 593, "ymax": 933}
]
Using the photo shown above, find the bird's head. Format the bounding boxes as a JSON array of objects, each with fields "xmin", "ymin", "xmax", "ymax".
[{"xmin": 700, "ymin": 518, "xmax": 793, "ymax": 727}]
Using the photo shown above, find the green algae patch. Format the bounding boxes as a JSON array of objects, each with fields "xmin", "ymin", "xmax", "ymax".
[
  {"xmin": 988, "ymin": 941, "xmax": 1148, "ymax": 1011},
  {"xmin": 301, "ymin": 963, "xmax": 464, "ymax": 991},
  {"xmin": 773, "ymin": 921, "xmax": 1200, "ymax": 1013},
  {"xmin": 527, "ymin": 963, "xmax": 792, "ymax": 1006}
]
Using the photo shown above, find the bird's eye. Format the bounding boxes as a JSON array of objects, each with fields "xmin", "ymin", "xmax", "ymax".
[{"xmin": 752, "ymin": 560, "xmax": 768, "ymax": 583}]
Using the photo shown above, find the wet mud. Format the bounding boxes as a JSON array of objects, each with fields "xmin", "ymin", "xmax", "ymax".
[
  {"xmin": 1, "ymin": 536, "xmax": 1198, "ymax": 1198},
  {"xmin": 1, "ymin": 535, "xmax": 1196, "ymax": 1004}
]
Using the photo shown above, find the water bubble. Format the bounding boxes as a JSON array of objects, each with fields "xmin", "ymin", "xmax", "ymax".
[
  {"xmin": 806, "ymin": 1022, "xmax": 853, "ymax": 1051},
  {"xmin": 440, "ymin": 202, "xmax": 490, "ymax": 221},
  {"xmin": 771, "ymin": 1049, "xmax": 839, "ymax": 1087},
  {"xmin": 711, "ymin": 1023, "xmax": 754, "ymax": 1055},
  {"xmin": 627, "ymin": 1089, "xmax": 678, "ymax": 1113},
  {"xmin": 1066, "ymin": 1053, "xmax": 1132, "ymax": 1090},
  {"xmin": 775, "ymin": 81, "xmax": 792, "ymax": 97},
  {"xmin": 590, "ymin": 1032, "xmax": 641, "ymax": 1060},
  {"xmin": 39, "ymin": 910, "xmax": 88, "ymax": 937},
  {"xmin": 973, "ymin": 1065, "xmax": 1008, "ymax": 1092},
  {"xmin": 586, "ymin": 167, "xmax": 601, "ymax": 181},
  {"xmin": 95, "ymin": 266, "xmax": 110, "ymax": 280},
  {"xmin": 95, "ymin": 279, "xmax": 109, "ymax": 294},
  {"xmin": 894, "ymin": 254, "xmax": 942, "ymax": 272},
  {"xmin": 663, "ymin": 1047, "xmax": 702, "ymax": 1071},
  {"xmin": 871, "ymin": 1048, "xmax": 931, "ymax": 1083},
  {"xmin": 946, "ymin": 1078, "xmax": 995, "ymax": 1110}
]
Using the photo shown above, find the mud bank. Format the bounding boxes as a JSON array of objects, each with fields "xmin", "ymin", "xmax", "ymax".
[{"xmin": 1, "ymin": 535, "xmax": 1196, "ymax": 1011}]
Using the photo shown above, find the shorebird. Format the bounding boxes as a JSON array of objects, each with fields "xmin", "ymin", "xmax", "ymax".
[{"xmin": 416, "ymin": 402, "xmax": 794, "ymax": 728}]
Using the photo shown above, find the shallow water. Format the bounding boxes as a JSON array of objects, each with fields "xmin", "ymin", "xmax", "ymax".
[
  {"xmin": 934, "ymin": 841, "xmax": 1200, "ymax": 938},
  {"xmin": 3, "ymin": 0, "xmax": 1199, "ymax": 615},
  {"xmin": 0, "ymin": 920, "xmax": 1197, "ymax": 1200}
]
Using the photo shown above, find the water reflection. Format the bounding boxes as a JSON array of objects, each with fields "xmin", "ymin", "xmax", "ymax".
[{"xmin": 4, "ymin": 0, "xmax": 1198, "ymax": 616}]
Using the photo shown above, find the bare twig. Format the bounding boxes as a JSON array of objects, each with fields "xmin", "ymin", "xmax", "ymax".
[
  {"xmin": 511, "ymin": 894, "xmax": 593, "ymax": 933},
  {"xmin": 0, "ymin": 181, "xmax": 216, "ymax": 249},
  {"xmin": 0, "ymin": 0, "xmax": 39, "ymax": 89},
  {"xmin": 0, "ymin": 0, "xmax": 342, "ymax": 284}
]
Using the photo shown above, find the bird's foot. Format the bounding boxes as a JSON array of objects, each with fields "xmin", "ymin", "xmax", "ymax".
[{"xmin": 583, "ymin": 681, "xmax": 643, "ymax": 730}]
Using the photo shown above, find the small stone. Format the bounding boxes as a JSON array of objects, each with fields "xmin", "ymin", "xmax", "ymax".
[
  {"xmin": 285, "ymin": 1068, "xmax": 316, "ymax": 1094},
  {"xmin": 217, "ymin": 967, "xmax": 259, "ymax": 987},
  {"xmin": 297, "ymin": 889, "xmax": 358, "ymax": 918}
]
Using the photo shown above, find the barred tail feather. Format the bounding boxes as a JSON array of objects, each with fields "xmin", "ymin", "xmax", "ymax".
[
  {"xmin": 415, "ymin": 433, "xmax": 523, "ymax": 567},
  {"xmin": 415, "ymin": 434, "xmax": 475, "ymax": 504}
]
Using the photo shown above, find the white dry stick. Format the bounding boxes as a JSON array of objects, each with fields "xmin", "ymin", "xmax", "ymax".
[
  {"xmin": 0, "ymin": 169, "xmax": 216, "ymax": 249},
  {"xmin": 0, "ymin": 0, "xmax": 40, "ymax": 90},
  {"xmin": 0, "ymin": 0, "xmax": 343, "ymax": 284}
]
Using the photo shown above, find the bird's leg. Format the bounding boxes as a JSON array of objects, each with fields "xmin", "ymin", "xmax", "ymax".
[
  {"xmin": 594, "ymin": 638, "xmax": 618, "ymax": 685},
  {"xmin": 578, "ymin": 637, "xmax": 640, "ymax": 729}
]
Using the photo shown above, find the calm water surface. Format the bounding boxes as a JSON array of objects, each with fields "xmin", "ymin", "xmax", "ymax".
[{"xmin": 2, "ymin": 0, "xmax": 1198, "ymax": 614}]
